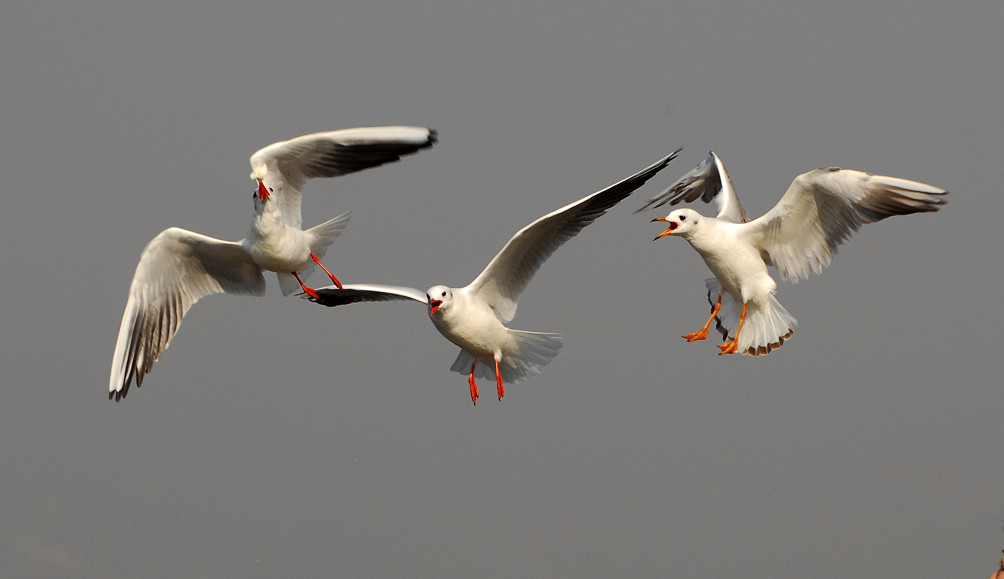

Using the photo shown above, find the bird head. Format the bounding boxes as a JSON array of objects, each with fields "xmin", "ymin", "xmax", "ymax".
[
  {"xmin": 254, "ymin": 179, "xmax": 271, "ymax": 201},
  {"xmin": 652, "ymin": 208, "xmax": 700, "ymax": 240},
  {"xmin": 250, "ymin": 165, "xmax": 271, "ymax": 200},
  {"xmin": 427, "ymin": 285, "xmax": 453, "ymax": 316}
]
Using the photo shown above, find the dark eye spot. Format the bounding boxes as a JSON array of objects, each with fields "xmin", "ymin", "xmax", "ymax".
[
  {"xmin": 441, "ymin": 291, "xmax": 447, "ymax": 297},
  {"xmin": 679, "ymin": 214, "xmax": 687, "ymax": 221}
]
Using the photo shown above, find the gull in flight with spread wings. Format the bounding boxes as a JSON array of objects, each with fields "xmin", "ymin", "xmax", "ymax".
[
  {"xmin": 109, "ymin": 126, "xmax": 437, "ymax": 400},
  {"xmin": 305, "ymin": 149, "xmax": 680, "ymax": 404},
  {"xmin": 639, "ymin": 151, "xmax": 947, "ymax": 356}
]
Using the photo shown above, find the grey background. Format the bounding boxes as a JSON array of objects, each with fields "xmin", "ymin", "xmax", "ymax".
[{"xmin": 2, "ymin": 1, "xmax": 1001, "ymax": 577}]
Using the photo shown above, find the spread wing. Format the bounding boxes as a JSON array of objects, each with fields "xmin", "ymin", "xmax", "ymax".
[
  {"xmin": 249, "ymin": 126, "xmax": 437, "ymax": 227},
  {"xmin": 304, "ymin": 283, "xmax": 427, "ymax": 307},
  {"xmin": 743, "ymin": 167, "xmax": 947, "ymax": 282},
  {"xmin": 636, "ymin": 151, "xmax": 748, "ymax": 223},
  {"xmin": 109, "ymin": 228, "xmax": 265, "ymax": 401},
  {"xmin": 465, "ymin": 149, "xmax": 680, "ymax": 322}
]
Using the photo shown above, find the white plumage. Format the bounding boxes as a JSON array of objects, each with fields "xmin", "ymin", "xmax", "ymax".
[
  {"xmin": 109, "ymin": 126, "xmax": 437, "ymax": 400},
  {"xmin": 641, "ymin": 151, "xmax": 947, "ymax": 355},
  {"xmin": 306, "ymin": 150, "xmax": 680, "ymax": 403}
]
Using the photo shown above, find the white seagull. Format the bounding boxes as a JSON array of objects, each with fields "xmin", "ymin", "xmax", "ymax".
[
  {"xmin": 109, "ymin": 126, "xmax": 437, "ymax": 400},
  {"xmin": 304, "ymin": 149, "xmax": 680, "ymax": 404},
  {"xmin": 639, "ymin": 151, "xmax": 947, "ymax": 356}
]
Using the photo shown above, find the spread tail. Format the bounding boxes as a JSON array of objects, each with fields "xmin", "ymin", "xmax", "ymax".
[
  {"xmin": 705, "ymin": 278, "xmax": 797, "ymax": 356},
  {"xmin": 449, "ymin": 330, "xmax": 564, "ymax": 384}
]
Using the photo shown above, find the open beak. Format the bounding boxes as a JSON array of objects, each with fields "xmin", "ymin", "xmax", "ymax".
[
  {"xmin": 429, "ymin": 299, "xmax": 442, "ymax": 315},
  {"xmin": 257, "ymin": 180, "xmax": 271, "ymax": 200},
  {"xmin": 651, "ymin": 217, "xmax": 678, "ymax": 240}
]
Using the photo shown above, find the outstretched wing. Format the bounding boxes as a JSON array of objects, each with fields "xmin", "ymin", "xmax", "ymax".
[
  {"xmin": 304, "ymin": 283, "xmax": 427, "ymax": 307},
  {"xmin": 466, "ymin": 149, "xmax": 680, "ymax": 322},
  {"xmin": 110, "ymin": 228, "xmax": 265, "ymax": 401},
  {"xmin": 744, "ymin": 167, "xmax": 947, "ymax": 282},
  {"xmin": 636, "ymin": 151, "xmax": 747, "ymax": 223},
  {"xmin": 249, "ymin": 126, "xmax": 438, "ymax": 227}
]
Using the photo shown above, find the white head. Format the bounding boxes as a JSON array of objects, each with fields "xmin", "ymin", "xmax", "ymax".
[
  {"xmin": 426, "ymin": 285, "xmax": 453, "ymax": 316},
  {"xmin": 250, "ymin": 165, "xmax": 271, "ymax": 201},
  {"xmin": 652, "ymin": 208, "xmax": 703, "ymax": 240}
]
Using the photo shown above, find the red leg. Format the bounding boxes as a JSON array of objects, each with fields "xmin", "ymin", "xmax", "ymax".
[
  {"xmin": 310, "ymin": 253, "xmax": 343, "ymax": 290},
  {"xmin": 292, "ymin": 271, "xmax": 319, "ymax": 299},
  {"xmin": 494, "ymin": 358, "xmax": 504, "ymax": 401},
  {"xmin": 718, "ymin": 302, "xmax": 748, "ymax": 355},
  {"xmin": 468, "ymin": 361, "xmax": 479, "ymax": 405},
  {"xmin": 683, "ymin": 295, "xmax": 722, "ymax": 342}
]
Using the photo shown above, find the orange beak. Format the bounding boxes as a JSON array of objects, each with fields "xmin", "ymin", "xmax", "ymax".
[
  {"xmin": 652, "ymin": 216, "xmax": 678, "ymax": 240},
  {"xmin": 257, "ymin": 180, "xmax": 271, "ymax": 200},
  {"xmin": 429, "ymin": 299, "xmax": 442, "ymax": 315}
]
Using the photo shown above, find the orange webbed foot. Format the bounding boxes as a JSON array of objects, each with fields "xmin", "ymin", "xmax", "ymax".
[
  {"xmin": 718, "ymin": 339, "xmax": 739, "ymax": 355},
  {"xmin": 494, "ymin": 359, "xmax": 504, "ymax": 402},
  {"xmin": 468, "ymin": 362, "xmax": 479, "ymax": 405},
  {"xmin": 682, "ymin": 329, "xmax": 709, "ymax": 342}
]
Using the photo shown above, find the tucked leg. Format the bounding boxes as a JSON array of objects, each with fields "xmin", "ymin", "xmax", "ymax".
[
  {"xmin": 310, "ymin": 253, "xmax": 343, "ymax": 290},
  {"xmin": 683, "ymin": 296, "xmax": 722, "ymax": 342},
  {"xmin": 468, "ymin": 361, "xmax": 480, "ymax": 405},
  {"xmin": 494, "ymin": 358, "xmax": 504, "ymax": 401},
  {"xmin": 718, "ymin": 302, "xmax": 748, "ymax": 355}
]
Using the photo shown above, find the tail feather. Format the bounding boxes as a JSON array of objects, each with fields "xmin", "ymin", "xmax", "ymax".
[
  {"xmin": 276, "ymin": 212, "xmax": 352, "ymax": 296},
  {"xmin": 705, "ymin": 278, "xmax": 796, "ymax": 356},
  {"xmin": 277, "ymin": 272, "xmax": 304, "ymax": 296},
  {"xmin": 307, "ymin": 211, "xmax": 351, "ymax": 256},
  {"xmin": 449, "ymin": 330, "xmax": 564, "ymax": 384}
]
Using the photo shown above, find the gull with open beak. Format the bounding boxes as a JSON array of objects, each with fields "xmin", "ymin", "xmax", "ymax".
[{"xmin": 640, "ymin": 151, "xmax": 947, "ymax": 356}]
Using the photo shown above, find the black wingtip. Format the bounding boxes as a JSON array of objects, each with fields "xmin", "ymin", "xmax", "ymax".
[{"xmin": 299, "ymin": 288, "xmax": 355, "ymax": 307}]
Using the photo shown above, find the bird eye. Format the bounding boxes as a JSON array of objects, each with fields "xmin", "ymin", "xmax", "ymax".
[
  {"xmin": 441, "ymin": 291, "xmax": 447, "ymax": 297},
  {"xmin": 679, "ymin": 214, "xmax": 687, "ymax": 221}
]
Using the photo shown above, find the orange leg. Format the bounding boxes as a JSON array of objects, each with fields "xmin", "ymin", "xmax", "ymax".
[
  {"xmin": 718, "ymin": 302, "xmax": 748, "ymax": 355},
  {"xmin": 292, "ymin": 271, "xmax": 319, "ymax": 299},
  {"xmin": 494, "ymin": 358, "xmax": 505, "ymax": 401},
  {"xmin": 310, "ymin": 253, "xmax": 343, "ymax": 290},
  {"xmin": 468, "ymin": 361, "xmax": 480, "ymax": 405},
  {"xmin": 683, "ymin": 296, "xmax": 722, "ymax": 342}
]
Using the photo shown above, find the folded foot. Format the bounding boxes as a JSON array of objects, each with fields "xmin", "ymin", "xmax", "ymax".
[
  {"xmin": 494, "ymin": 358, "xmax": 504, "ymax": 401},
  {"xmin": 468, "ymin": 362, "xmax": 480, "ymax": 405}
]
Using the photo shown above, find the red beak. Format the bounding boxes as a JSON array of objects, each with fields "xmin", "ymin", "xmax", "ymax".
[
  {"xmin": 257, "ymin": 180, "xmax": 271, "ymax": 200},
  {"xmin": 652, "ymin": 217, "xmax": 678, "ymax": 240},
  {"xmin": 430, "ymin": 299, "xmax": 442, "ymax": 315}
]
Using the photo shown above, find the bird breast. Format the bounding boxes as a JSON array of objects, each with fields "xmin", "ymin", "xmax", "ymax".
[
  {"xmin": 690, "ymin": 222, "xmax": 775, "ymax": 302},
  {"xmin": 431, "ymin": 297, "xmax": 510, "ymax": 359},
  {"xmin": 244, "ymin": 214, "xmax": 311, "ymax": 271}
]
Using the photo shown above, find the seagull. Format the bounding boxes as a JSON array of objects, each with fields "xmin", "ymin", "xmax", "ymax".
[
  {"xmin": 109, "ymin": 126, "xmax": 437, "ymax": 401},
  {"xmin": 304, "ymin": 149, "xmax": 681, "ymax": 404},
  {"xmin": 639, "ymin": 151, "xmax": 947, "ymax": 356}
]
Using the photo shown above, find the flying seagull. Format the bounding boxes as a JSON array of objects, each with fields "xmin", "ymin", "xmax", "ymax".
[
  {"xmin": 109, "ymin": 126, "xmax": 437, "ymax": 400},
  {"xmin": 305, "ymin": 149, "xmax": 680, "ymax": 404},
  {"xmin": 640, "ymin": 151, "xmax": 947, "ymax": 355}
]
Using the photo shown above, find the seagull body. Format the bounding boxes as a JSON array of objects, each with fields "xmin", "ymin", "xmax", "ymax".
[
  {"xmin": 641, "ymin": 151, "xmax": 947, "ymax": 355},
  {"xmin": 247, "ymin": 126, "xmax": 438, "ymax": 296},
  {"xmin": 109, "ymin": 126, "xmax": 437, "ymax": 400},
  {"xmin": 306, "ymin": 149, "xmax": 681, "ymax": 403}
]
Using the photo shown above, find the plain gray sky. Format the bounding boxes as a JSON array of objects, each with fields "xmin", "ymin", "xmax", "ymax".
[{"xmin": 1, "ymin": 0, "xmax": 1001, "ymax": 577}]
